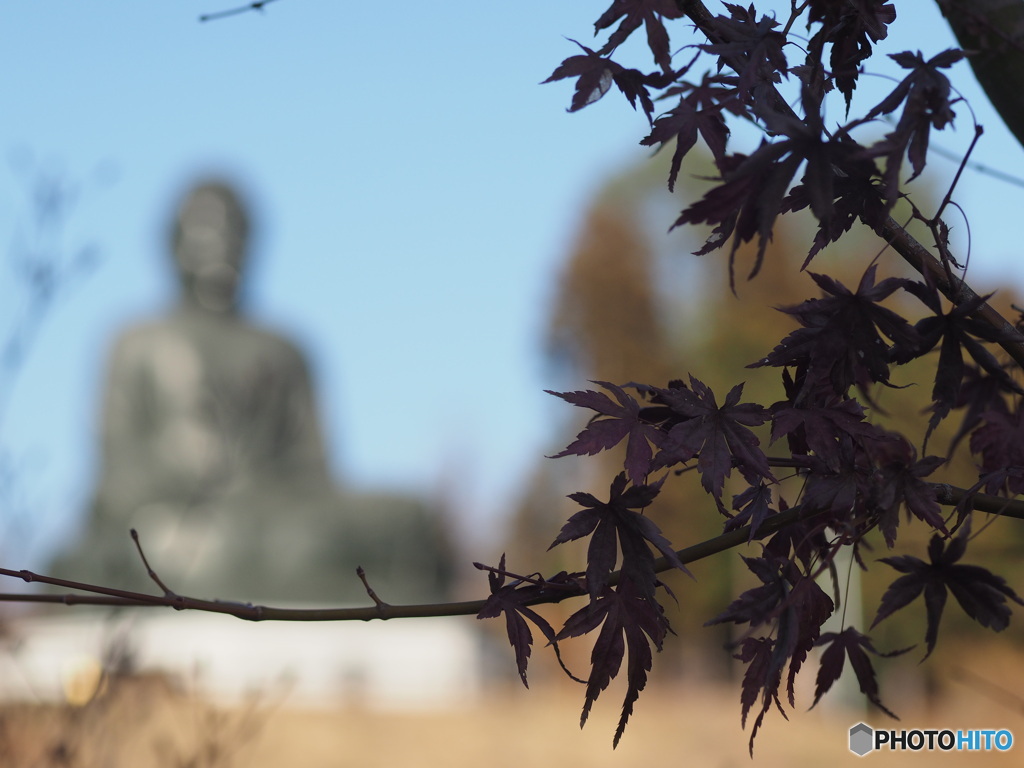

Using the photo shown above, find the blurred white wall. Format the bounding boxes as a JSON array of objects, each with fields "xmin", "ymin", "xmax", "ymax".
[{"xmin": 0, "ymin": 610, "xmax": 484, "ymax": 710}]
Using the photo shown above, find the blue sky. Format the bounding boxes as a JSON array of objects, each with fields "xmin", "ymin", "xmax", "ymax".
[{"xmin": 3, "ymin": 1, "xmax": 1024, "ymax": 569}]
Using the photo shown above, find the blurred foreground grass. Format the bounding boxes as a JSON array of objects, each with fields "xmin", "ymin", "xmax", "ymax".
[{"xmin": 2, "ymin": 640, "xmax": 1023, "ymax": 768}]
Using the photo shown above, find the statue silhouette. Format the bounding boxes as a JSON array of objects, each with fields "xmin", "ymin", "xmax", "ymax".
[{"xmin": 50, "ymin": 180, "xmax": 454, "ymax": 603}]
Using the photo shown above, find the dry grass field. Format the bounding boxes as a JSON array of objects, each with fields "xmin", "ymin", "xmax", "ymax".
[{"xmin": 2, "ymin": 641, "xmax": 1023, "ymax": 768}]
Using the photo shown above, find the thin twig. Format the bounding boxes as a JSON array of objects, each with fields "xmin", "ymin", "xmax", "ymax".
[
  {"xmin": 199, "ymin": 0, "xmax": 282, "ymax": 23},
  {"xmin": 130, "ymin": 528, "xmax": 178, "ymax": 600},
  {"xmin": 934, "ymin": 124, "xmax": 983, "ymax": 223},
  {"xmin": 931, "ymin": 142, "xmax": 1024, "ymax": 189}
]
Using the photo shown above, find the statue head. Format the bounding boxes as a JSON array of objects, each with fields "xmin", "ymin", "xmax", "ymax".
[{"xmin": 171, "ymin": 180, "xmax": 250, "ymax": 314}]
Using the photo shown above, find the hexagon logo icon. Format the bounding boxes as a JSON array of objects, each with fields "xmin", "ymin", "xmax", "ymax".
[{"xmin": 849, "ymin": 722, "xmax": 874, "ymax": 756}]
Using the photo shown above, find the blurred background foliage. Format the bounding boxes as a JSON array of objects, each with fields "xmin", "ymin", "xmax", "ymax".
[{"xmin": 501, "ymin": 145, "xmax": 1024, "ymax": 682}]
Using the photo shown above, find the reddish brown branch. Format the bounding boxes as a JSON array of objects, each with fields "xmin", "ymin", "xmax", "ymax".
[{"xmin": 874, "ymin": 215, "xmax": 1024, "ymax": 369}]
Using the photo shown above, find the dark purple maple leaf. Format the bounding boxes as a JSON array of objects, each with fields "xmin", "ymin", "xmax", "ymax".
[
  {"xmin": 706, "ymin": 555, "xmax": 788, "ymax": 629},
  {"xmin": 544, "ymin": 40, "xmax": 664, "ymax": 120},
  {"xmin": 781, "ymin": 135, "xmax": 886, "ymax": 267},
  {"xmin": 798, "ymin": 440, "xmax": 871, "ymax": 522},
  {"xmin": 594, "ymin": 0, "xmax": 683, "ymax": 72},
  {"xmin": 671, "ymin": 147, "xmax": 784, "ymax": 282},
  {"xmin": 770, "ymin": 395, "xmax": 882, "ymax": 472},
  {"xmin": 807, "ymin": 0, "xmax": 896, "ymax": 109},
  {"xmin": 943, "ymin": 364, "xmax": 1012, "ymax": 456},
  {"xmin": 750, "ymin": 266, "xmax": 919, "ymax": 400},
  {"xmin": 969, "ymin": 405, "xmax": 1024, "ymax": 496},
  {"xmin": 778, "ymin": 576, "xmax": 835, "ymax": 706},
  {"xmin": 475, "ymin": 556, "xmax": 584, "ymax": 687},
  {"xmin": 709, "ymin": 556, "xmax": 834, "ymax": 710},
  {"xmin": 550, "ymin": 472, "xmax": 689, "ymax": 601},
  {"xmin": 732, "ymin": 636, "xmax": 784, "ymax": 756},
  {"xmin": 652, "ymin": 376, "xmax": 773, "ymax": 505},
  {"xmin": 872, "ymin": 533, "xmax": 1024, "ymax": 658},
  {"xmin": 634, "ymin": 377, "xmax": 692, "ymax": 430},
  {"xmin": 901, "ymin": 279, "xmax": 1024, "ymax": 440},
  {"xmin": 755, "ymin": 87, "xmax": 858, "ymax": 227},
  {"xmin": 701, "ymin": 3, "xmax": 788, "ymax": 99},
  {"xmin": 866, "ymin": 49, "xmax": 965, "ymax": 200},
  {"xmin": 547, "ymin": 381, "xmax": 664, "ymax": 484},
  {"xmin": 640, "ymin": 73, "xmax": 744, "ymax": 189},
  {"xmin": 864, "ymin": 435, "xmax": 946, "ymax": 546},
  {"xmin": 763, "ymin": 497, "xmax": 831, "ymax": 572},
  {"xmin": 673, "ymin": 90, "xmax": 877, "ymax": 286},
  {"xmin": 726, "ymin": 482, "xmax": 776, "ymax": 540},
  {"xmin": 545, "ymin": 41, "xmax": 617, "ymax": 111},
  {"xmin": 812, "ymin": 627, "xmax": 902, "ymax": 717},
  {"xmin": 556, "ymin": 578, "xmax": 671, "ymax": 747}
]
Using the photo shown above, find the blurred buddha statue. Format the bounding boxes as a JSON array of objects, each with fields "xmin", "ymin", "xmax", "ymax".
[{"xmin": 49, "ymin": 180, "xmax": 454, "ymax": 603}]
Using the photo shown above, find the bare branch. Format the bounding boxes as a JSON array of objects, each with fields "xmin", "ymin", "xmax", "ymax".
[
  {"xmin": 2, "ymin": 483, "xmax": 1018, "ymax": 618},
  {"xmin": 199, "ymin": 0, "xmax": 283, "ymax": 23}
]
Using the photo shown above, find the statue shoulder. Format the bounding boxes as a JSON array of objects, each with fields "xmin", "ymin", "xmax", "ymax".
[
  {"xmin": 107, "ymin": 319, "xmax": 185, "ymax": 364},
  {"xmin": 243, "ymin": 321, "xmax": 312, "ymax": 369}
]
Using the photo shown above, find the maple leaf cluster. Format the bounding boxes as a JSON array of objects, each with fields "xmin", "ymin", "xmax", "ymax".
[{"xmin": 477, "ymin": 0, "xmax": 1024, "ymax": 754}]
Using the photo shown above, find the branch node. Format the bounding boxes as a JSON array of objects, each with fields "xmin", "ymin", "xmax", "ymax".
[
  {"xmin": 934, "ymin": 483, "xmax": 955, "ymax": 506},
  {"xmin": 356, "ymin": 566, "xmax": 390, "ymax": 617}
]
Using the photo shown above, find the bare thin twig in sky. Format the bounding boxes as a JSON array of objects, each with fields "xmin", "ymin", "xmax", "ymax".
[{"xmin": 199, "ymin": 0, "xmax": 283, "ymax": 23}]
